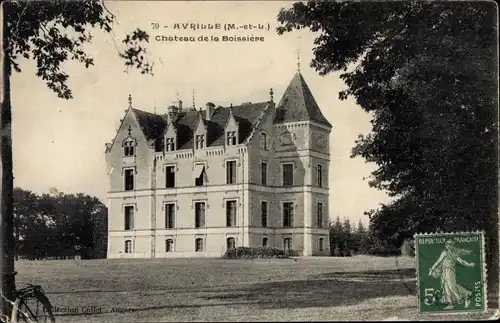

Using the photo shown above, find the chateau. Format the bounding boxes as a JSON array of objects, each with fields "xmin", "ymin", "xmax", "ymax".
[{"xmin": 105, "ymin": 71, "xmax": 332, "ymax": 258}]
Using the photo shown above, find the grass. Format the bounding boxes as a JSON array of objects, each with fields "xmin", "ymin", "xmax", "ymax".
[{"xmin": 13, "ymin": 256, "xmax": 496, "ymax": 322}]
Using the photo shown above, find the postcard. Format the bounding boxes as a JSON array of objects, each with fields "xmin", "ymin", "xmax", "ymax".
[{"xmin": 1, "ymin": 0, "xmax": 498, "ymax": 322}]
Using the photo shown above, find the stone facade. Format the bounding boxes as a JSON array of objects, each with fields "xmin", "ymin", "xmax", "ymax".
[{"xmin": 105, "ymin": 72, "xmax": 332, "ymax": 258}]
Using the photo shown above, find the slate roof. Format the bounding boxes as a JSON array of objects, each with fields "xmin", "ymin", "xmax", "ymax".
[
  {"xmin": 132, "ymin": 108, "xmax": 167, "ymax": 141},
  {"xmin": 123, "ymin": 72, "xmax": 331, "ymax": 152},
  {"xmin": 132, "ymin": 102, "xmax": 269, "ymax": 151},
  {"xmin": 274, "ymin": 72, "xmax": 332, "ymax": 128}
]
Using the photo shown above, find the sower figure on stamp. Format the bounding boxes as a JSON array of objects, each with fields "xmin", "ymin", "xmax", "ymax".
[{"xmin": 428, "ymin": 240, "xmax": 475, "ymax": 310}]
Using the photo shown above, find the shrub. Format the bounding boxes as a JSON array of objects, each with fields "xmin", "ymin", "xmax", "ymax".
[
  {"xmin": 222, "ymin": 247, "xmax": 298, "ymax": 259},
  {"xmin": 400, "ymin": 238, "xmax": 415, "ymax": 257}
]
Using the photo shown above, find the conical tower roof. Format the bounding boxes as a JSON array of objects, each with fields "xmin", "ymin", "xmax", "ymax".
[{"xmin": 274, "ymin": 72, "xmax": 332, "ymax": 128}]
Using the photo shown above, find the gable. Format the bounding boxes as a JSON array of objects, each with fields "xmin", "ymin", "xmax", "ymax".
[
  {"xmin": 225, "ymin": 112, "xmax": 238, "ymax": 130},
  {"xmin": 106, "ymin": 109, "xmax": 148, "ymax": 154},
  {"xmin": 113, "ymin": 102, "xmax": 271, "ymax": 152},
  {"xmin": 165, "ymin": 121, "xmax": 177, "ymax": 137},
  {"xmin": 194, "ymin": 113, "xmax": 207, "ymax": 134}
]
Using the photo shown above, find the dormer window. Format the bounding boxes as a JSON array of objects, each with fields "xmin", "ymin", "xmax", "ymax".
[
  {"xmin": 195, "ymin": 135, "xmax": 205, "ymax": 149},
  {"xmin": 165, "ymin": 137, "xmax": 176, "ymax": 152},
  {"xmin": 260, "ymin": 132, "xmax": 267, "ymax": 150},
  {"xmin": 227, "ymin": 131, "xmax": 237, "ymax": 146},
  {"xmin": 123, "ymin": 139, "xmax": 135, "ymax": 157}
]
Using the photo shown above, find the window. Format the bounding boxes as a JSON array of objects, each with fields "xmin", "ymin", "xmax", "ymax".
[
  {"xmin": 124, "ymin": 168, "xmax": 134, "ymax": 191},
  {"xmin": 284, "ymin": 238, "xmax": 292, "ymax": 251},
  {"xmin": 165, "ymin": 203, "xmax": 175, "ymax": 229},
  {"xmin": 124, "ymin": 206, "xmax": 134, "ymax": 230},
  {"xmin": 261, "ymin": 162, "xmax": 267, "ymax": 186},
  {"xmin": 283, "ymin": 202, "xmax": 294, "ymax": 227},
  {"xmin": 261, "ymin": 201, "xmax": 268, "ymax": 227},
  {"xmin": 282, "ymin": 163, "xmax": 294, "ymax": 187},
  {"xmin": 195, "ymin": 134, "xmax": 205, "ymax": 149},
  {"xmin": 262, "ymin": 237, "xmax": 269, "ymax": 248},
  {"xmin": 226, "ymin": 161, "xmax": 236, "ymax": 184},
  {"xmin": 166, "ymin": 239, "xmax": 174, "ymax": 252},
  {"xmin": 227, "ymin": 131, "xmax": 237, "ymax": 146},
  {"xmin": 319, "ymin": 238, "xmax": 324, "ymax": 251},
  {"xmin": 195, "ymin": 202, "xmax": 206, "ymax": 228},
  {"xmin": 165, "ymin": 166, "xmax": 176, "ymax": 188},
  {"xmin": 195, "ymin": 238, "xmax": 204, "ymax": 252},
  {"xmin": 194, "ymin": 164, "xmax": 206, "ymax": 186},
  {"xmin": 123, "ymin": 140, "xmax": 135, "ymax": 157},
  {"xmin": 165, "ymin": 137, "xmax": 175, "ymax": 152},
  {"xmin": 317, "ymin": 203, "xmax": 323, "ymax": 228},
  {"xmin": 227, "ymin": 237, "xmax": 236, "ymax": 250},
  {"xmin": 260, "ymin": 132, "xmax": 267, "ymax": 150},
  {"xmin": 317, "ymin": 164, "xmax": 323, "ymax": 188},
  {"xmin": 226, "ymin": 200, "xmax": 237, "ymax": 227},
  {"xmin": 124, "ymin": 240, "xmax": 132, "ymax": 253}
]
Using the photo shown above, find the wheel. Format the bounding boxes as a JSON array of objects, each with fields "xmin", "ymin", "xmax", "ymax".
[{"xmin": 11, "ymin": 288, "xmax": 56, "ymax": 323}]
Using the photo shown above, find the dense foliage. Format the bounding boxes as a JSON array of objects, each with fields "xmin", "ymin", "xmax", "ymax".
[
  {"xmin": 277, "ymin": 0, "xmax": 497, "ymax": 265},
  {"xmin": 277, "ymin": 0, "xmax": 497, "ymax": 302},
  {"xmin": 329, "ymin": 217, "xmax": 400, "ymax": 257},
  {"xmin": 13, "ymin": 188, "xmax": 107, "ymax": 260},
  {"xmin": 223, "ymin": 247, "xmax": 299, "ymax": 259},
  {"xmin": 4, "ymin": 0, "xmax": 152, "ymax": 99},
  {"xmin": 2, "ymin": 0, "xmax": 152, "ymax": 311}
]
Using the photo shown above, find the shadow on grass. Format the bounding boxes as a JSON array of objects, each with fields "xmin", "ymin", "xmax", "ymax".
[
  {"xmin": 312, "ymin": 268, "xmax": 416, "ymax": 280},
  {"xmin": 51, "ymin": 268, "xmax": 417, "ymax": 317},
  {"xmin": 200, "ymin": 270, "xmax": 416, "ymax": 310}
]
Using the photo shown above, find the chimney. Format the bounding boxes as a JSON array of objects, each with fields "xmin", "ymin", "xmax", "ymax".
[
  {"xmin": 178, "ymin": 99, "xmax": 183, "ymax": 112},
  {"xmin": 167, "ymin": 105, "xmax": 179, "ymax": 124},
  {"xmin": 205, "ymin": 102, "xmax": 216, "ymax": 120}
]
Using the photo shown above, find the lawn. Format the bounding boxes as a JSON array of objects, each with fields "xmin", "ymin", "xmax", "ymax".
[{"xmin": 13, "ymin": 256, "xmax": 495, "ymax": 322}]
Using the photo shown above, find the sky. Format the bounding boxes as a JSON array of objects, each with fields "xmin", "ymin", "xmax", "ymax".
[{"xmin": 10, "ymin": 0, "xmax": 392, "ymax": 226}]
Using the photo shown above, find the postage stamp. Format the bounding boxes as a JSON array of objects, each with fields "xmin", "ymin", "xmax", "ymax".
[{"xmin": 414, "ymin": 231, "xmax": 487, "ymax": 315}]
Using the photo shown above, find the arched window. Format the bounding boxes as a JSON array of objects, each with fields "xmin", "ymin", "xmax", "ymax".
[
  {"xmin": 124, "ymin": 240, "xmax": 132, "ymax": 253},
  {"xmin": 319, "ymin": 238, "xmax": 324, "ymax": 251},
  {"xmin": 166, "ymin": 239, "xmax": 174, "ymax": 252},
  {"xmin": 262, "ymin": 237, "xmax": 269, "ymax": 248},
  {"xmin": 227, "ymin": 237, "xmax": 236, "ymax": 250},
  {"xmin": 195, "ymin": 238, "xmax": 204, "ymax": 252}
]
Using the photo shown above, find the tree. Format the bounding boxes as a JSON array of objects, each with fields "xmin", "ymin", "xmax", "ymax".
[
  {"xmin": 400, "ymin": 238, "xmax": 415, "ymax": 257},
  {"xmin": 12, "ymin": 188, "xmax": 107, "ymax": 260},
  {"xmin": 352, "ymin": 219, "xmax": 367, "ymax": 255},
  {"xmin": 277, "ymin": 1, "xmax": 497, "ymax": 304},
  {"xmin": 333, "ymin": 216, "xmax": 342, "ymax": 232},
  {"xmin": 342, "ymin": 218, "xmax": 352, "ymax": 233},
  {"xmin": 329, "ymin": 216, "xmax": 355, "ymax": 256},
  {"xmin": 12, "ymin": 188, "xmax": 39, "ymax": 260},
  {"xmin": 356, "ymin": 219, "xmax": 366, "ymax": 234},
  {"xmin": 90, "ymin": 204, "xmax": 108, "ymax": 259},
  {"xmin": 1, "ymin": 0, "xmax": 152, "ymax": 314}
]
